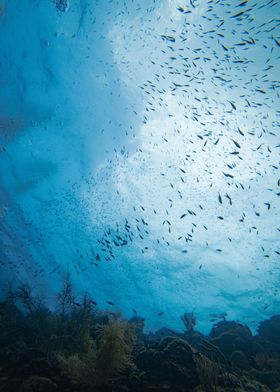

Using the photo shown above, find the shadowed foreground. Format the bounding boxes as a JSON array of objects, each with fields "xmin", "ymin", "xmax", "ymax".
[{"xmin": 0, "ymin": 277, "xmax": 279, "ymax": 392}]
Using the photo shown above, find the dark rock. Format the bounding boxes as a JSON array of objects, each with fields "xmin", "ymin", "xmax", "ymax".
[
  {"xmin": 252, "ymin": 369, "xmax": 280, "ymax": 390},
  {"xmin": 258, "ymin": 315, "xmax": 280, "ymax": 349},
  {"xmin": 154, "ymin": 327, "xmax": 178, "ymax": 339},
  {"xmin": 135, "ymin": 336, "xmax": 200, "ymax": 390},
  {"xmin": 210, "ymin": 321, "xmax": 252, "ymax": 339},
  {"xmin": 21, "ymin": 376, "xmax": 57, "ymax": 392},
  {"xmin": 183, "ymin": 330, "xmax": 207, "ymax": 343},
  {"xmin": 22, "ymin": 358, "xmax": 54, "ymax": 378},
  {"xmin": 182, "ymin": 332, "xmax": 228, "ymax": 364},
  {"xmin": 158, "ymin": 336, "xmax": 195, "ymax": 363},
  {"xmin": 230, "ymin": 350, "xmax": 251, "ymax": 369},
  {"xmin": 239, "ymin": 374, "xmax": 273, "ymax": 392},
  {"xmin": 135, "ymin": 346, "xmax": 160, "ymax": 374},
  {"xmin": 209, "ymin": 321, "xmax": 256, "ymax": 360},
  {"xmin": 0, "ymin": 377, "xmax": 22, "ymax": 392},
  {"xmin": 0, "ymin": 300, "xmax": 23, "ymax": 325},
  {"xmin": 217, "ymin": 371, "xmax": 243, "ymax": 389}
]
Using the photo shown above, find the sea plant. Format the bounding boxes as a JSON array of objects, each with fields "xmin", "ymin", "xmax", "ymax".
[
  {"xmin": 57, "ymin": 336, "xmax": 97, "ymax": 385},
  {"xmin": 181, "ymin": 311, "xmax": 197, "ymax": 332},
  {"xmin": 57, "ymin": 317, "xmax": 136, "ymax": 387},
  {"xmin": 57, "ymin": 272, "xmax": 75, "ymax": 317},
  {"xmin": 14, "ymin": 283, "xmax": 43, "ymax": 314},
  {"xmin": 94, "ymin": 318, "xmax": 136, "ymax": 383},
  {"xmin": 195, "ymin": 353, "xmax": 219, "ymax": 392}
]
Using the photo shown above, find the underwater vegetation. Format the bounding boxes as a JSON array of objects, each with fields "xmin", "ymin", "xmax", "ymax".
[
  {"xmin": 0, "ymin": 1, "xmax": 279, "ymax": 391},
  {"xmin": 0, "ymin": 277, "xmax": 280, "ymax": 392}
]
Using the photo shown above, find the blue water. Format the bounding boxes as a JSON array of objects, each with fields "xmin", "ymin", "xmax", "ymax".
[{"xmin": 0, "ymin": 0, "xmax": 279, "ymax": 333}]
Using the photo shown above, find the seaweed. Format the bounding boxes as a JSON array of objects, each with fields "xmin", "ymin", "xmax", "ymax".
[
  {"xmin": 57, "ymin": 336, "xmax": 97, "ymax": 386},
  {"xmin": 57, "ymin": 272, "xmax": 75, "ymax": 318},
  {"xmin": 194, "ymin": 354, "xmax": 219, "ymax": 392},
  {"xmin": 94, "ymin": 318, "xmax": 136, "ymax": 383},
  {"xmin": 14, "ymin": 283, "xmax": 44, "ymax": 314},
  {"xmin": 181, "ymin": 311, "xmax": 197, "ymax": 332},
  {"xmin": 57, "ymin": 317, "xmax": 136, "ymax": 387}
]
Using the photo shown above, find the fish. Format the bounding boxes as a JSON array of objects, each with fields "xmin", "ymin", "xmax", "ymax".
[
  {"xmin": 231, "ymin": 139, "xmax": 241, "ymax": 148},
  {"xmin": 228, "ymin": 101, "xmax": 237, "ymax": 110},
  {"xmin": 209, "ymin": 312, "xmax": 227, "ymax": 320},
  {"xmin": 223, "ymin": 172, "xmax": 234, "ymax": 178},
  {"xmin": 160, "ymin": 35, "xmax": 175, "ymax": 42},
  {"xmin": 177, "ymin": 6, "xmax": 191, "ymax": 14}
]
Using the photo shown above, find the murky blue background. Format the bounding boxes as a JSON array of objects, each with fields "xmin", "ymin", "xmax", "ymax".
[{"xmin": 0, "ymin": 0, "xmax": 279, "ymax": 332}]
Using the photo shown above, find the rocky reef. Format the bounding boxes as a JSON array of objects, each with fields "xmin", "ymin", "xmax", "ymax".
[{"xmin": 0, "ymin": 280, "xmax": 279, "ymax": 392}]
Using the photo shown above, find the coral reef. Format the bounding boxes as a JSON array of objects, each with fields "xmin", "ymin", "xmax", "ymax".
[{"xmin": 0, "ymin": 280, "xmax": 280, "ymax": 392}]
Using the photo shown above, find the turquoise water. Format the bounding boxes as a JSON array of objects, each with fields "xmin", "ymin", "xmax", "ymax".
[{"xmin": 0, "ymin": 0, "xmax": 279, "ymax": 333}]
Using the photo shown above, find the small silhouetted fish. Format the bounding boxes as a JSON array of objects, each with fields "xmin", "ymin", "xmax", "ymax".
[
  {"xmin": 232, "ymin": 139, "xmax": 241, "ymax": 148},
  {"xmin": 231, "ymin": 9, "xmax": 249, "ymax": 18},
  {"xmin": 160, "ymin": 35, "xmax": 175, "ymax": 42},
  {"xmin": 237, "ymin": 0, "xmax": 248, "ymax": 6},
  {"xmin": 221, "ymin": 43, "xmax": 229, "ymax": 51},
  {"xmin": 177, "ymin": 6, "xmax": 191, "ymax": 13},
  {"xmin": 209, "ymin": 312, "xmax": 227, "ymax": 320},
  {"xmin": 223, "ymin": 172, "xmax": 234, "ymax": 178},
  {"xmin": 273, "ymin": 37, "xmax": 280, "ymax": 47},
  {"xmin": 106, "ymin": 301, "xmax": 115, "ymax": 306},
  {"xmin": 228, "ymin": 101, "xmax": 236, "ymax": 110}
]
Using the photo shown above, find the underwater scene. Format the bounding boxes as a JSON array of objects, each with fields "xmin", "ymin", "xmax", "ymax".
[{"xmin": 0, "ymin": 0, "xmax": 280, "ymax": 391}]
